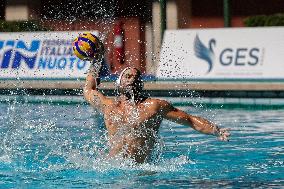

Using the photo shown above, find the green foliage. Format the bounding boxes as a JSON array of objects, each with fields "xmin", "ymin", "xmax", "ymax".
[
  {"xmin": 0, "ymin": 20, "xmax": 49, "ymax": 32},
  {"xmin": 244, "ymin": 13, "xmax": 284, "ymax": 27}
]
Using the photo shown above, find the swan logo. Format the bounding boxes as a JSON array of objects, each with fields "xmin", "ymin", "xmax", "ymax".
[
  {"xmin": 194, "ymin": 34, "xmax": 263, "ymax": 74},
  {"xmin": 194, "ymin": 34, "xmax": 216, "ymax": 73}
]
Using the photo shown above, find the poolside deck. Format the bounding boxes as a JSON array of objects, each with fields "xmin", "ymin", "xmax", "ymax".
[
  {"xmin": 1, "ymin": 80, "xmax": 284, "ymax": 98},
  {"xmin": 1, "ymin": 80, "xmax": 284, "ymax": 90}
]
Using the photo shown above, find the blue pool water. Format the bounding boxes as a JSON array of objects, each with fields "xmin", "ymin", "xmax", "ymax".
[{"xmin": 0, "ymin": 97, "xmax": 283, "ymax": 188}]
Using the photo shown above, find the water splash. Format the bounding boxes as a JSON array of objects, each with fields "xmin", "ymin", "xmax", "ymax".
[
  {"xmin": 65, "ymin": 152, "xmax": 194, "ymax": 173},
  {"xmin": 0, "ymin": 99, "xmax": 197, "ymax": 174}
]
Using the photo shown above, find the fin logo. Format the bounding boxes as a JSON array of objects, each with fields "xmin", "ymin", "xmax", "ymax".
[
  {"xmin": 194, "ymin": 34, "xmax": 216, "ymax": 73},
  {"xmin": 0, "ymin": 40, "xmax": 40, "ymax": 69}
]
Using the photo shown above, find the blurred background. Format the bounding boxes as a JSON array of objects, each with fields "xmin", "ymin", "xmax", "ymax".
[
  {"xmin": 1, "ymin": 2, "xmax": 284, "ymax": 188},
  {"xmin": 0, "ymin": 0, "xmax": 284, "ymax": 98}
]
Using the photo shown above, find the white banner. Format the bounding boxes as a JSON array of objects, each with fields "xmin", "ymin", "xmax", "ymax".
[
  {"xmin": 157, "ymin": 27, "xmax": 284, "ymax": 80},
  {"xmin": 0, "ymin": 31, "xmax": 99, "ymax": 79}
]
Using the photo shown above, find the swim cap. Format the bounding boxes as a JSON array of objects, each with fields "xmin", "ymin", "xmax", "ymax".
[
  {"xmin": 116, "ymin": 67, "xmax": 130, "ymax": 87},
  {"xmin": 116, "ymin": 67, "xmax": 143, "ymax": 93}
]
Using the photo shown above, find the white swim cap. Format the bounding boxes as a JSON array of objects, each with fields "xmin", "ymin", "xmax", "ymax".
[
  {"xmin": 116, "ymin": 67, "xmax": 131, "ymax": 87},
  {"xmin": 115, "ymin": 67, "xmax": 143, "ymax": 94}
]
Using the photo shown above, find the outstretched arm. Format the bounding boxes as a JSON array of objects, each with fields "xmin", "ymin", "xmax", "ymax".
[
  {"xmin": 83, "ymin": 60, "xmax": 111, "ymax": 111},
  {"xmin": 162, "ymin": 101, "xmax": 230, "ymax": 141}
]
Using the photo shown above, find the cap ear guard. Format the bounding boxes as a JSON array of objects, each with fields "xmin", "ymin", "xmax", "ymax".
[{"xmin": 116, "ymin": 67, "xmax": 131, "ymax": 87}]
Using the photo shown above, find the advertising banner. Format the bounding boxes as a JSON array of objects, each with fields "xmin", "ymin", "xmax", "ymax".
[
  {"xmin": 157, "ymin": 27, "xmax": 284, "ymax": 80},
  {"xmin": 0, "ymin": 31, "xmax": 99, "ymax": 79}
]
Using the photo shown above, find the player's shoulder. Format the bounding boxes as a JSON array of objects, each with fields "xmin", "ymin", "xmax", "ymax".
[
  {"xmin": 104, "ymin": 96, "xmax": 116, "ymax": 105},
  {"xmin": 144, "ymin": 98, "xmax": 175, "ymax": 114},
  {"xmin": 145, "ymin": 98, "xmax": 172, "ymax": 107}
]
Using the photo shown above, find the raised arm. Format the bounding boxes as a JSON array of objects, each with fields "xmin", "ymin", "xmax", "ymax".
[
  {"xmin": 162, "ymin": 101, "xmax": 230, "ymax": 141},
  {"xmin": 83, "ymin": 60, "xmax": 111, "ymax": 112}
]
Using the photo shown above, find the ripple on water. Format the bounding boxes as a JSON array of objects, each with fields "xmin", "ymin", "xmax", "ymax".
[{"xmin": 0, "ymin": 100, "xmax": 284, "ymax": 188}]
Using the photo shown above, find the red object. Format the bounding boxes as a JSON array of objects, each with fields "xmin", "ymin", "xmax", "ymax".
[{"xmin": 113, "ymin": 21, "xmax": 125, "ymax": 65}]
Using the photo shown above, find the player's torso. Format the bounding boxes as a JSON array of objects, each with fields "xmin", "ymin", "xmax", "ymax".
[
  {"xmin": 103, "ymin": 98, "xmax": 164, "ymax": 162},
  {"xmin": 103, "ymin": 98, "xmax": 163, "ymax": 136}
]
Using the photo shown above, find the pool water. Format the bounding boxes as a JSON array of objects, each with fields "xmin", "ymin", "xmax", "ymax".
[{"xmin": 0, "ymin": 97, "xmax": 283, "ymax": 188}]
